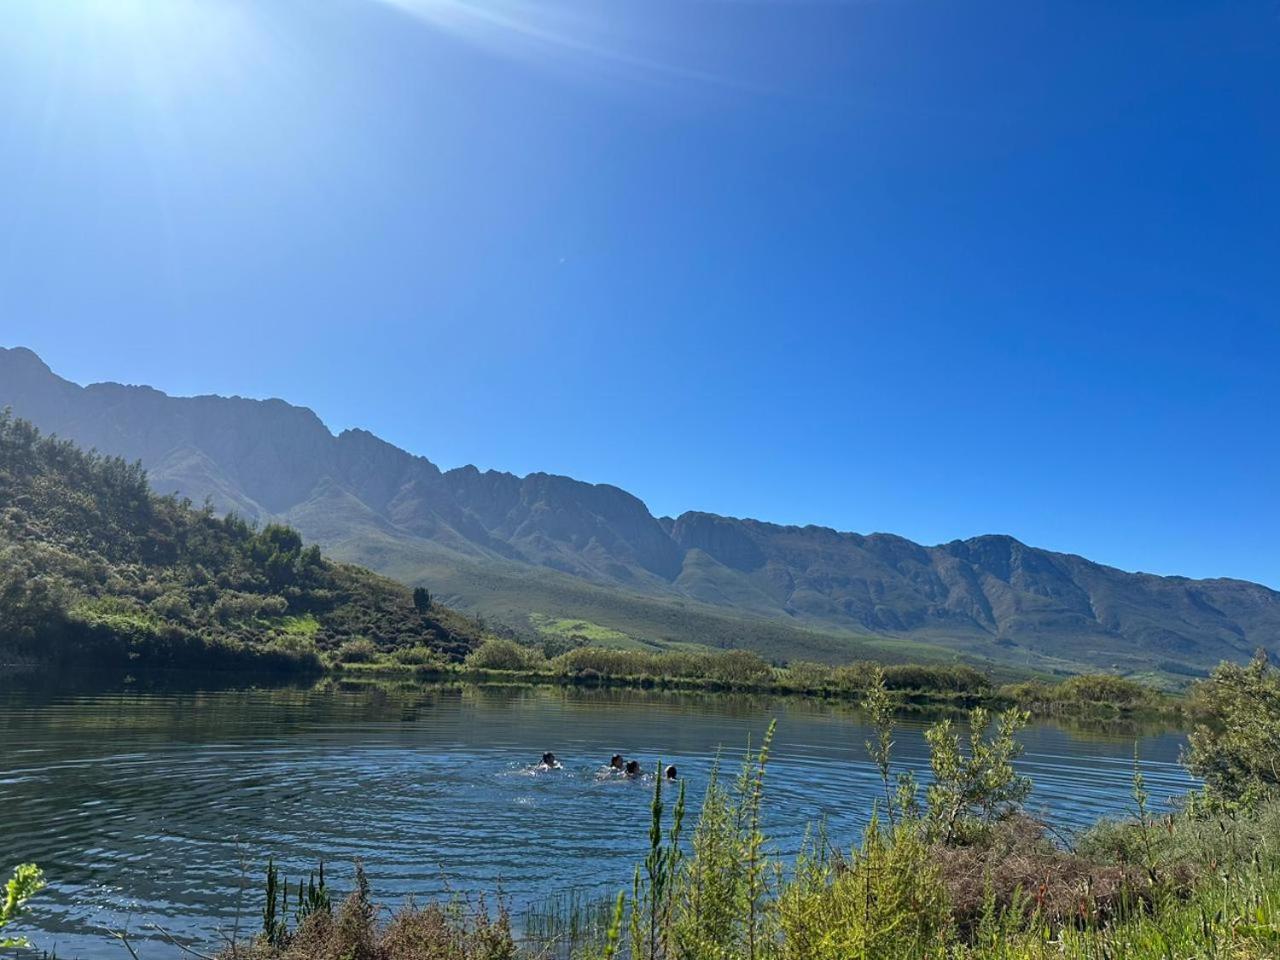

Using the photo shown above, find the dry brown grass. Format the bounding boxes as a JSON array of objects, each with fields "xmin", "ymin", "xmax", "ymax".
[
  {"xmin": 932, "ymin": 816, "xmax": 1152, "ymax": 934},
  {"xmin": 229, "ymin": 883, "xmax": 518, "ymax": 960}
]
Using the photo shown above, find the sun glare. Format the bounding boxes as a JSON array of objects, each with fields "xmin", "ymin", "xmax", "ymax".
[
  {"xmin": 373, "ymin": 0, "xmax": 718, "ymax": 83},
  {"xmin": 19, "ymin": 0, "xmax": 263, "ymax": 97}
]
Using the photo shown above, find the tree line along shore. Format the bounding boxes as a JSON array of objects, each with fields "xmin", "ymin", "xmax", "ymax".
[{"xmin": 331, "ymin": 638, "xmax": 1187, "ymax": 720}]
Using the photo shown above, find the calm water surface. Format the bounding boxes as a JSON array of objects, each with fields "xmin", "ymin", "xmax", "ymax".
[{"xmin": 0, "ymin": 677, "xmax": 1194, "ymax": 958}]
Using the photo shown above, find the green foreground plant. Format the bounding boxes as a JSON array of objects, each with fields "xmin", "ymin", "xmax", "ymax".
[{"xmin": 1, "ymin": 863, "xmax": 45, "ymax": 949}]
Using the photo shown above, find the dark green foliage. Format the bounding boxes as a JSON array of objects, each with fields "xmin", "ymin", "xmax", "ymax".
[
  {"xmin": 297, "ymin": 861, "xmax": 332, "ymax": 925},
  {"xmin": 549, "ymin": 646, "xmax": 773, "ymax": 686},
  {"xmin": 781, "ymin": 660, "xmax": 994, "ymax": 699},
  {"xmin": 262, "ymin": 858, "xmax": 288, "ymax": 946},
  {"xmin": 1186, "ymin": 650, "xmax": 1280, "ymax": 806},
  {"xmin": 1000, "ymin": 673, "xmax": 1169, "ymax": 716},
  {"xmin": 0, "ymin": 414, "xmax": 487, "ymax": 670},
  {"xmin": 413, "ymin": 586, "xmax": 431, "ymax": 612},
  {"xmin": 879, "ymin": 663, "xmax": 992, "ymax": 694}
]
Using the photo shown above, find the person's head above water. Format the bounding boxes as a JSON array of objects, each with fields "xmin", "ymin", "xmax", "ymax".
[
  {"xmin": 665, "ymin": 765, "xmax": 678, "ymax": 780},
  {"xmin": 624, "ymin": 759, "xmax": 641, "ymax": 777},
  {"xmin": 610, "ymin": 754, "xmax": 624, "ymax": 770},
  {"xmin": 541, "ymin": 751, "xmax": 557, "ymax": 766}
]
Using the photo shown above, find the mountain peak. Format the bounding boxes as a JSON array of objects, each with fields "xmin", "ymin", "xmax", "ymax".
[{"xmin": 0, "ymin": 345, "xmax": 52, "ymax": 373}]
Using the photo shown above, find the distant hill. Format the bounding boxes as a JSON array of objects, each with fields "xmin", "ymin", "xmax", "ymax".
[
  {"xmin": 0, "ymin": 410, "xmax": 488, "ymax": 670},
  {"xmin": 3, "ymin": 345, "xmax": 1276, "ymax": 678}
]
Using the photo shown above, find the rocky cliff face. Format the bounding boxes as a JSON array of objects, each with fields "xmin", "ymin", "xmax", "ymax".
[{"xmin": 3, "ymin": 345, "xmax": 1277, "ymax": 672}]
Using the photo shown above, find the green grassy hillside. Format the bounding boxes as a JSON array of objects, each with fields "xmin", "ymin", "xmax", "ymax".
[
  {"xmin": 0, "ymin": 414, "xmax": 488, "ymax": 671},
  {"xmin": 319, "ymin": 527, "xmax": 993, "ymax": 669}
]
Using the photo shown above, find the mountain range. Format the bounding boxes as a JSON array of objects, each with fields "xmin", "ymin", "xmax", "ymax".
[{"xmin": 2, "ymin": 345, "xmax": 1276, "ymax": 679}]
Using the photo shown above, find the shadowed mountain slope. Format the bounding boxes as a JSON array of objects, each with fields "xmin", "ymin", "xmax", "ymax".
[{"xmin": 3, "ymin": 345, "xmax": 1275, "ymax": 676}]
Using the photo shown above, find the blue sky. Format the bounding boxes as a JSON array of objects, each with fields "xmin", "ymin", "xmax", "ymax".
[{"xmin": 1, "ymin": 0, "xmax": 1277, "ymax": 586}]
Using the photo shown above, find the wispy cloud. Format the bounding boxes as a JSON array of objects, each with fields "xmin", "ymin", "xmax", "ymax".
[{"xmin": 371, "ymin": 0, "xmax": 729, "ymax": 85}]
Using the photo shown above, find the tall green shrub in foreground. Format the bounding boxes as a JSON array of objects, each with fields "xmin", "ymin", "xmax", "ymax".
[
  {"xmin": 925, "ymin": 707, "xmax": 1031, "ymax": 846},
  {"xmin": 670, "ymin": 763, "xmax": 746, "ymax": 960},
  {"xmin": 774, "ymin": 816, "xmax": 950, "ymax": 959},
  {"xmin": 1186, "ymin": 650, "xmax": 1280, "ymax": 807},
  {"xmin": 630, "ymin": 767, "xmax": 687, "ymax": 960},
  {"xmin": 663, "ymin": 725, "xmax": 775, "ymax": 960},
  {"xmin": 0, "ymin": 863, "xmax": 44, "ymax": 949}
]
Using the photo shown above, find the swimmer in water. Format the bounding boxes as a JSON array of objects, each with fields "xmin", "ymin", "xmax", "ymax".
[
  {"xmin": 610, "ymin": 754, "xmax": 625, "ymax": 771},
  {"xmin": 624, "ymin": 759, "xmax": 642, "ymax": 778},
  {"xmin": 665, "ymin": 764, "xmax": 678, "ymax": 781},
  {"xmin": 540, "ymin": 751, "xmax": 561, "ymax": 769}
]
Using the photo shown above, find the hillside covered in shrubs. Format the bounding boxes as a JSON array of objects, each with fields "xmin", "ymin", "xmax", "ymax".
[{"xmin": 0, "ymin": 414, "xmax": 488, "ymax": 671}]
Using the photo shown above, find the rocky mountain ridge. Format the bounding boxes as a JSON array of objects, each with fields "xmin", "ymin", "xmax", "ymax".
[{"xmin": 3, "ymin": 345, "xmax": 1276, "ymax": 674}]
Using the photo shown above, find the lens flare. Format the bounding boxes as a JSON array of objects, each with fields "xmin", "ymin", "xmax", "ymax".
[{"xmin": 372, "ymin": 0, "xmax": 722, "ymax": 83}]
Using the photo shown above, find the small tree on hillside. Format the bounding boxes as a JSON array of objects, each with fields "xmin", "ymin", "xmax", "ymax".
[{"xmin": 413, "ymin": 586, "xmax": 431, "ymax": 613}]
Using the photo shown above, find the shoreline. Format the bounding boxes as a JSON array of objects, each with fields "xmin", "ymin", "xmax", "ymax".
[{"xmin": 1, "ymin": 655, "xmax": 1190, "ymax": 725}]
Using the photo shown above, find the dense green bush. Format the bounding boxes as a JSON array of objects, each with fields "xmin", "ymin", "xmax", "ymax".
[
  {"xmin": 883, "ymin": 663, "xmax": 991, "ymax": 694},
  {"xmin": 465, "ymin": 638, "xmax": 544, "ymax": 671},
  {"xmin": 924, "ymin": 706, "xmax": 1031, "ymax": 845},
  {"xmin": 774, "ymin": 817, "xmax": 950, "ymax": 958},
  {"xmin": 545, "ymin": 646, "xmax": 773, "ymax": 687},
  {"xmin": 1054, "ymin": 673, "xmax": 1152, "ymax": 706},
  {"xmin": 1186, "ymin": 650, "xmax": 1280, "ymax": 806},
  {"xmin": 334, "ymin": 637, "xmax": 380, "ymax": 664},
  {"xmin": 780, "ymin": 660, "xmax": 831, "ymax": 688},
  {"xmin": 390, "ymin": 645, "xmax": 446, "ymax": 667},
  {"xmin": 812, "ymin": 661, "xmax": 992, "ymax": 696},
  {"xmin": 1000, "ymin": 673, "xmax": 1165, "ymax": 715}
]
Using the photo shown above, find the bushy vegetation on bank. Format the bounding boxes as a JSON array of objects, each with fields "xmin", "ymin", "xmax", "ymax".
[
  {"xmin": 336, "ymin": 637, "xmax": 1182, "ymax": 717},
  {"xmin": 340, "ymin": 637, "xmax": 1001, "ymax": 702},
  {"xmin": 996, "ymin": 672, "xmax": 1176, "ymax": 716},
  {"xmin": 0, "ymin": 414, "xmax": 488, "ymax": 670}
]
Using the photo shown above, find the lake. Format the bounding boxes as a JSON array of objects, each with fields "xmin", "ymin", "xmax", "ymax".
[{"xmin": 0, "ymin": 676, "xmax": 1195, "ymax": 959}]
